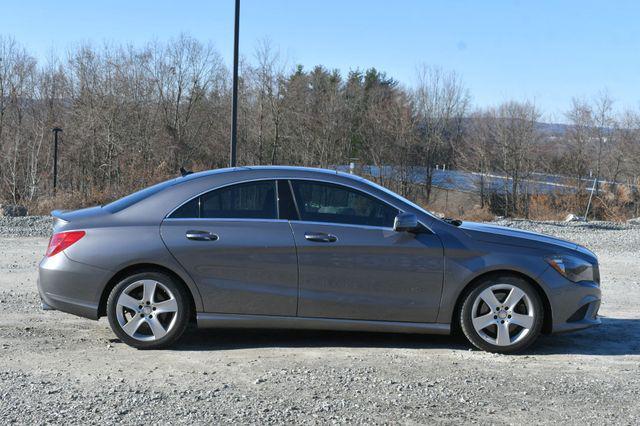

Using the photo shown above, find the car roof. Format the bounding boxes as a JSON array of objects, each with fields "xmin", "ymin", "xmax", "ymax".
[
  {"xmin": 185, "ymin": 165, "xmax": 340, "ymax": 175},
  {"xmin": 181, "ymin": 165, "xmax": 360, "ymax": 183}
]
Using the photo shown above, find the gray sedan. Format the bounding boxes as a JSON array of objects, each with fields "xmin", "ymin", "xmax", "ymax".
[{"xmin": 38, "ymin": 166, "xmax": 601, "ymax": 352}]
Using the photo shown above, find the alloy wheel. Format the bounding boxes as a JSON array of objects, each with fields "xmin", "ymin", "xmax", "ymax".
[
  {"xmin": 115, "ymin": 279, "xmax": 179, "ymax": 342},
  {"xmin": 470, "ymin": 283, "xmax": 535, "ymax": 347}
]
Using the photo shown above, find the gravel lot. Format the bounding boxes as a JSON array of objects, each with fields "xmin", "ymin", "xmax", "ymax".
[{"xmin": 1, "ymin": 217, "xmax": 639, "ymax": 424}]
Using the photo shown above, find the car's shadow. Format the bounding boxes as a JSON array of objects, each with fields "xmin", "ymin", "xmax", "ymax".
[
  {"xmin": 175, "ymin": 327, "xmax": 468, "ymax": 351},
  {"xmin": 532, "ymin": 317, "xmax": 640, "ymax": 356},
  {"xmin": 167, "ymin": 317, "xmax": 640, "ymax": 356}
]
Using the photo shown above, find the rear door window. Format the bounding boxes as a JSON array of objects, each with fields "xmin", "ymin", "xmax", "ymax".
[
  {"xmin": 201, "ymin": 181, "xmax": 277, "ymax": 219},
  {"xmin": 169, "ymin": 180, "xmax": 277, "ymax": 219}
]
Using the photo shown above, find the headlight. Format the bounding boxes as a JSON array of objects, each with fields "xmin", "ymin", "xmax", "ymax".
[{"xmin": 545, "ymin": 255, "xmax": 598, "ymax": 283}]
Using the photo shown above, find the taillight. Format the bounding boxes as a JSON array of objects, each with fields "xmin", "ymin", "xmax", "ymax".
[{"xmin": 46, "ymin": 231, "xmax": 86, "ymax": 257}]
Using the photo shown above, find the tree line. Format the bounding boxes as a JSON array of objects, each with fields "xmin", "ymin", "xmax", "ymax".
[{"xmin": 1, "ymin": 34, "xmax": 639, "ymax": 219}]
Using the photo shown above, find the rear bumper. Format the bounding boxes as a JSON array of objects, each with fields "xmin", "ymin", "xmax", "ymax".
[
  {"xmin": 538, "ymin": 266, "xmax": 602, "ymax": 334},
  {"xmin": 38, "ymin": 253, "xmax": 112, "ymax": 320}
]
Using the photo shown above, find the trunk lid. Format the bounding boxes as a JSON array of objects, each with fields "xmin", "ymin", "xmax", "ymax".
[{"xmin": 51, "ymin": 206, "xmax": 109, "ymax": 232}]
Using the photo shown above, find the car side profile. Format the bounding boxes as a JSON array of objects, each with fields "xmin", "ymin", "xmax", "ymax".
[{"xmin": 38, "ymin": 166, "xmax": 601, "ymax": 353}]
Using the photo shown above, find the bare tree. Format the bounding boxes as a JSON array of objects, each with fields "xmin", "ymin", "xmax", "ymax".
[
  {"xmin": 493, "ymin": 101, "xmax": 541, "ymax": 216},
  {"xmin": 150, "ymin": 34, "xmax": 226, "ymax": 171},
  {"xmin": 460, "ymin": 110, "xmax": 494, "ymax": 208},
  {"xmin": 412, "ymin": 65, "xmax": 469, "ymax": 201},
  {"xmin": 592, "ymin": 91, "xmax": 615, "ymax": 192},
  {"xmin": 250, "ymin": 39, "xmax": 286, "ymax": 165},
  {"xmin": 565, "ymin": 98, "xmax": 594, "ymax": 189}
]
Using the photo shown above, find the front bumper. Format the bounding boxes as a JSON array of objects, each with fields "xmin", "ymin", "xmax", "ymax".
[
  {"xmin": 38, "ymin": 252, "xmax": 112, "ymax": 320},
  {"xmin": 538, "ymin": 266, "xmax": 602, "ymax": 333}
]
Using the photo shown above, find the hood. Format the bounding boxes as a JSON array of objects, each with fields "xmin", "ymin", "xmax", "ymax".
[{"xmin": 459, "ymin": 222, "xmax": 580, "ymax": 251}]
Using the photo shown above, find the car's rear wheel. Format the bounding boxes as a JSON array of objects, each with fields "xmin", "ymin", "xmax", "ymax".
[
  {"xmin": 460, "ymin": 275, "xmax": 543, "ymax": 353},
  {"xmin": 107, "ymin": 271, "xmax": 190, "ymax": 349}
]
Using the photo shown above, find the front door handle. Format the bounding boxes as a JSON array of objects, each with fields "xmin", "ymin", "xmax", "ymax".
[
  {"xmin": 186, "ymin": 230, "xmax": 219, "ymax": 241},
  {"xmin": 304, "ymin": 232, "xmax": 338, "ymax": 243}
]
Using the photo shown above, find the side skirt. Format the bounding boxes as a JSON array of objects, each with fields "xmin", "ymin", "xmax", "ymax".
[{"xmin": 197, "ymin": 313, "xmax": 451, "ymax": 335}]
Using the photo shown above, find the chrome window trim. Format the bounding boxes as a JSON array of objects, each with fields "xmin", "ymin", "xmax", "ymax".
[
  {"xmin": 163, "ymin": 217, "xmax": 290, "ymax": 224},
  {"xmin": 163, "ymin": 218, "xmax": 395, "ymax": 232},
  {"xmin": 164, "ymin": 175, "xmax": 434, "ymax": 233},
  {"xmin": 288, "ymin": 219, "xmax": 395, "ymax": 232},
  {"xmin": 289, "ymin": 219, "xmax": 432, "ymax": 234}
]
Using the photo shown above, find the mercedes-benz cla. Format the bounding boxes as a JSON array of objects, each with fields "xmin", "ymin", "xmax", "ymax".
[{"xmin": 38, "ymin": 166, "xmax": 601, "ymax": 352}]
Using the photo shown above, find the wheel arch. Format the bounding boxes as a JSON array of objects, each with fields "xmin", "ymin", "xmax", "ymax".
[
  {"xmin": 451, "ymin": 269, "xmax": 553, "ymax": 335},
  {"xmin": 98, "ymin": 263, "xmax": 198, "ymax": 322}
]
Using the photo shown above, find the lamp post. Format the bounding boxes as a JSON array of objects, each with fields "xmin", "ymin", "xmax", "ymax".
[
  {"xmin": 52, "ymin": 127, "xmax": 63, "ymax": 194},
  {"xmin": 229, "ymin": 0, "xmax": 240, "ymax": 167}
]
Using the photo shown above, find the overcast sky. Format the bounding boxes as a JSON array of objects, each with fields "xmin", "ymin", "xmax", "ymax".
[{"xmin": 3, "ymin": 0, "xmax": 639, "ymax": 121}]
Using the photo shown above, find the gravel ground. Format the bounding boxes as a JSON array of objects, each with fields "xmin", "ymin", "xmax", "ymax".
[
  {"xmin": 0, "ymin": 215, "xmax": 51, "ymax": 238},
  {"xmin": 0, "ymin": 218, "xmax": 639, "ymax": 424}
]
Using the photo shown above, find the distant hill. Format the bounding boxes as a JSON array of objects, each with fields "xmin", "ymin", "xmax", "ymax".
[
  {"xmin": 535, "ymin": 122, "xmax": 571, "ymax": 136},
  {"xmin": 454, "ymin": 118, "xmax": 571, "ymax": 137}
]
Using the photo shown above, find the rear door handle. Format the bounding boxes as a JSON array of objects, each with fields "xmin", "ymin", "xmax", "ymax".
[
  {"xmin": 186, "ymin": 230, "xmax": 219, "ymax": 241},
  {"xmin": 304, "ymin": 232, "xmax": 338, "ymax": 243}
]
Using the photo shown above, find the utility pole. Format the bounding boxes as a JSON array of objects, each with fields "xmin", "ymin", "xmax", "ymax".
[
  {"xmin": 229, "ymin": 0, "xmax": 240, "ymax": 167},
  {"xmin": 52, "ymin": 127, "xmax": 63, "ymax": 194}
]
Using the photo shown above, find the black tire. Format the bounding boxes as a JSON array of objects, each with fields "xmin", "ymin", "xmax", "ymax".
[
  {"xmin": 460, "ymin": 275, "xmax": 543, "ymax": 353},
  {"xmin": 107, "ymin": 271, "xmax": 190, "ymax": 349}
]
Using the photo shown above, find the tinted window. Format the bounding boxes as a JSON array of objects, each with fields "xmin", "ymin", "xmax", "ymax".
[
  {"xmin": 200, "ymin": 181, "xmax": 277, "ymax": 219},
  {"xmin": 291, "ymin": 180, "xmax": 398, "ymax": 227},
  {"xmin": 169, "ymin": 197, "xmax": 199, "ymax": 218},
  {"xmin": 277, "ymin": 180, "xmax": 299, "ymax": 220}
]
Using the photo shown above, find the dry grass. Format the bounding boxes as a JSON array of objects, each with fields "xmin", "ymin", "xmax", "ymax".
[
  {"xmin": 457, "ymin": 206, "xmax": 495, "ymax": 222},
  {"xmin": 526, "ymin": 194, "xmax": 575, "ymax": 221},
  {"xmin": 589, "ymin": 183, "xmax": 633, "ymax": 221},
  {"xmin": 25, "ymin": 190, "xmax": 117, "ymax": 216}
]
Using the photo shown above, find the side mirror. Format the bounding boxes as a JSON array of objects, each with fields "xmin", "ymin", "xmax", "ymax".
[{"xmin": 393, "ymin": 212, "xmax": 419, "ymax": 233}]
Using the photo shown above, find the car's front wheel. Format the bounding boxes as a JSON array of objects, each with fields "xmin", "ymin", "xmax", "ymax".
[
  {"xmin": 460, "ymin": 275, "xmax": 543, "ymax": 353},
  {"xmin": 106, "ymin": 271, "xmax": 190, "ymax": 349}
]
